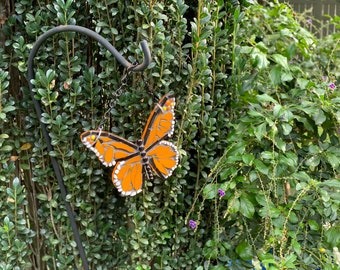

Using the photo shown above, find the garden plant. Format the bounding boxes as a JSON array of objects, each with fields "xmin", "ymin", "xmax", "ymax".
[{"xmin": 1, "ymin": 0, "xmax": 340, "ymax": 269}]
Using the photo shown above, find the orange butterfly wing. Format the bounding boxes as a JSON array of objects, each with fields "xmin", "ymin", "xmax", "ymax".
[
  {"xmin": 80, "ymin": 130, "xmax": 137, "ymax": 166},
  {"xmin": 81, "ymin": 130, "xmax": 143, "ymax": 196},
  {"xmin": 142, "ymin": 93, "xmax": 176, "ymax": 149},
  {"xmin": 142, "ymin": 93, "xmax": 178, "ymax": 179},
  {"xmin": 112, "ymin": 156, "xmax": 143, "ymax": 196},
  {"xmin": 146, "ymin": 141, "xmax": 178, "ymax": 178}
]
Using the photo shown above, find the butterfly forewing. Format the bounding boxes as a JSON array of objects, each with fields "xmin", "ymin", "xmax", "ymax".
[
  {"xmin": 142, "ymin": 93, "xmax": 176, "ymax": 150},
  {"xmin": 81, "ymin": 130, "xmax": 138, "ymax": 167}
]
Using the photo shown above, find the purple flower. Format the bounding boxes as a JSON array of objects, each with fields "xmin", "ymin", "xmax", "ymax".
[
  {"xmin": 218, "ymin": 188, "xmax": 225, "ymax": 197},
  {"xmin": 307, "ymin": 18, "xmax": 312, "ymax": 24},
  {"xmin": 329, "ymin": 83, "xmax": 336, "ymax": 90},
  {"xmin": 189, "ymin": 220, "xmax": 197, "ymax": 229}
]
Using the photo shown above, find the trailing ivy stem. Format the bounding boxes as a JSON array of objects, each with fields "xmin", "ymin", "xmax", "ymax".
[{"xmin": 279, "ymin": 184, "xmax": 310, "ymax": 259}]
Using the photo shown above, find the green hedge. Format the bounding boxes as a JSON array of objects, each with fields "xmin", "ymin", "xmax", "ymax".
[{"xmin": 1, "ymin": 0, "xmax": 340, "ymax": 269}]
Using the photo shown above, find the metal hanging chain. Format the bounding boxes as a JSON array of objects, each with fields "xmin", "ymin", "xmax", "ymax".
[{"xmin": 98, "ymin": 65, "xmax": 136, "ymax": 130}]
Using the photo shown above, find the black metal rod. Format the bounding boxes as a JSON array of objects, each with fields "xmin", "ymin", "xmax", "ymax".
[
  {"xmin": 27, "ymin": 25, "xmax": 151, "ymax": 74},
  {"xmin": 27, "ymin": 25, "xmax": 151, "ymax": 270}
]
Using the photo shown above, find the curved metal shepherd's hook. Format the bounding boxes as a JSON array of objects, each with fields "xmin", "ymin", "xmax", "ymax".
[{"xmin": 27, "ymin": 25, "xmax": 151, "ymax": 270}]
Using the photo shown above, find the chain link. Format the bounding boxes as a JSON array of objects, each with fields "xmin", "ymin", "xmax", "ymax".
[{"xmin": 97, "ymin": 65, "xmax": 136, "ymax": 130}]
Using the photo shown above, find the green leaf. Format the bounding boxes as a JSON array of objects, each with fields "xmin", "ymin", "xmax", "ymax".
[
  {"xmin": 12, "ymin": 177, "xmax": 20, "ymax": 187},
  {"xmin": 258, "ymin": 203, "xmax": 281, "ymax": 218},
  {"xmin": 313, "ymin": 109, "xmax": 326, "ymax": 125},
  {"xmin": 37, "ymin": 88, "xmax": 47, "ymax": 97},
  {"xmin": 281, "ymin": 72, "xmax": 293, "ymax": 82},
  {"xmin": 239, "ymin": 194, "xmax": 255, "ymax": 218},
  {"xmin": 281, "ymin": 123, "xmax": 292, "ymax": 135},
  {"xmin": 252, "ymin": 50, "xmax": 269, "ymax": 69},
  {"xmin": 229, "ymin": 197, "xmax": 240, "ymax": 213},
  {"xmin": 248, "ymin": 109, "xmax": 264, "ymax": 118},
  {"xmin": 256, "ymin": 94, "xmax": 278, "ymax": 104},
  {"xmin": 308, "ymin": 219, "xmax": 320, "ymax": 231},
  {"xmin": 320, "ymin": 179, "xmax": 340, "ymax": 189},
  {"xmin": 326, "ymin": 152, "xmax": 339, "ymax": 168},
  {"xmin": 203, "ymin": 184, "xmax": 218, "ymax": 200},
  {"xmin": 2, "ymin": 105, "xmax": 16, "ymax": 113},
  {"xmin": 308, "ymin": 145, "xmax": 320, "ymax": 154},
  {"xmin": 235, "ymin": 241, "xmax": 253, "ymax": 260},
  {"xmin": 0, "ymin": 145, "xmax": 13, "ymax": 152},
  {"xmin": 57, "ymin": 12, "xmax": 66, "ymax": 24},
  {"xmin": 320, "ymin": 189, "xmax": 330, "ymax": 203},
  {"xmin": 258, "ymin": 253, "xmax": 278, "ymax": 268},
  {"xmin": 296, "ymin": 78, "xmax": 310, "ymax": 90},
  {"xmin": 37, "ymin": 194, "xmax": 48, "ymax": 201},
  {"xmin": 274, "ymin": 136, "xmax": 286, "ymax": 151},
  {"xmin": 270, "ymin": 66, "xmax": 281, "ymax": 85},
  {"xmin": 325, "ymin": 226, "xmax": 340, "ymax": 246},
  {"xmin": 282, "ymin": 253, "xmax": 297, "ymax": 268},
  {"xmin": 233, "ymin": 6, "xmax": 240, "ymax": 22},
  {"xmin": 305, "ymin": 156, "xmax": 321, "ymax": 167},
  {"xmin": 288, "ymin": 211, "xmax": 298, "ymax": 223},
  {"xmin": 139, "ymin": 238, "xmax": 149, "ymax": 245},
  {"xmin": 0, "ymin": 134, "xmax": 9, "ymax": 139},
  {"xmin": 6, "ymin": 187, "xmax": 14, "ymax": 198},
  {"xmin": 254, "ymin": 159, "xmax": 269, "ymax": 175},
  {"xmin": 242, "ymin": 154, "xmax": 254, "ymax": 165},
  {"xmin": 272, "ymin": 54, "xmax": 289, "ymax": 69},
  {"xmin": 200, "ymin": 11, "xmax": 211, "ymax": 24},
  {"xmin": 86, "ymin": 229, "xmax": 94, "ymax": 237},
  {"xmin": 291, "ymin": 239, "xmax": 301, "ymax": 255},
  {"xmin": 261, "ymin": 151, "xmax": 275, "ymax": 160},
  {"xmin": 254, "ymin": 122, "xmax": 267, "ymax": 140}
]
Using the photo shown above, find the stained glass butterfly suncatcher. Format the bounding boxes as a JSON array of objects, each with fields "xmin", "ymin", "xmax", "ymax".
[{"xmin": 80, "ymin": 93, "xmax": 179, "ymax": 196}]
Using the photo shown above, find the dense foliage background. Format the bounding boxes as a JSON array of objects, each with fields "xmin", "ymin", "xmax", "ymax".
[{"xmin": 1, "ymin": 0, "xmax": 340, "ymax": 269}]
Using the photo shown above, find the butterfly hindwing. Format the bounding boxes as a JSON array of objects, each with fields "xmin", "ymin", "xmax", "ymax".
[
  {"xmin": 147, "ymin": 141, "xmax": 178, "ymax": 179},
  {"xmin": 112, "ymin": 156, "xmax": 143, "ymax": 196},
  {"xmin": 80, "ymin": 130, "xmax": 138, "ymax": 167}
]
